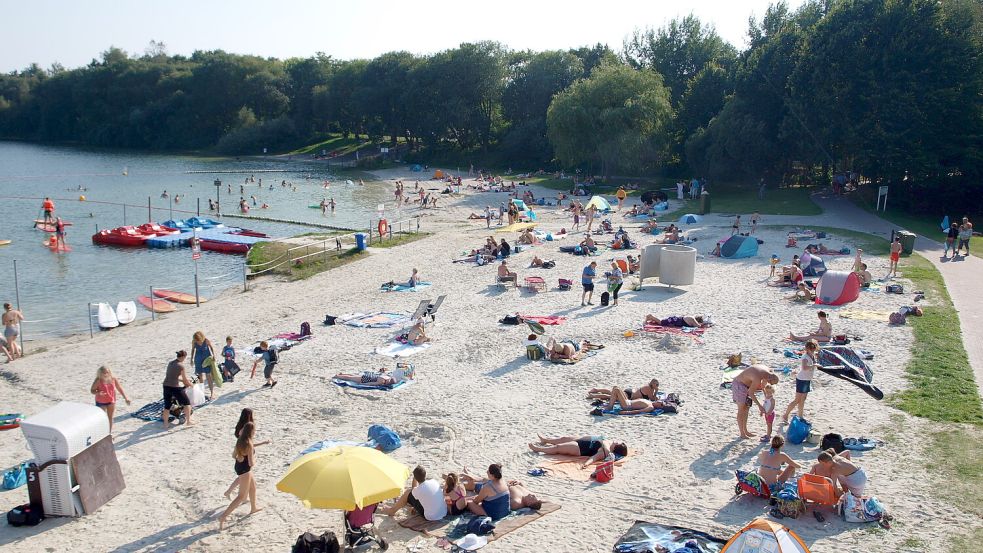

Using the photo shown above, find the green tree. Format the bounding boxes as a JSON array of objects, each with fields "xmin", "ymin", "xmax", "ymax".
[{"xmin": 547, "ymin": 64, "xmax": 673, "ymax": 178}]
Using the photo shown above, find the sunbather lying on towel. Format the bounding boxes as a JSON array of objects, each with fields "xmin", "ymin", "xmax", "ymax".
[
  {"xmin": 645, "ymin": 315, "xmax": 709, "ymax": 327},
  {"xmin": 528, "ymin": 435, "xmax": 628, "ymax": 469},
  {"xmin": 596, "ymin": 386, "xmax": 666, "ymax": 414},
  {"xmin": 588, "ymin": 379, "xmax": 659, "ymax": 402},
  {"xmin": 544, "ymin": 338, "xmax": 598, "ymax": 360},
  {"xmin": 788, "ymin": 311, "xmax": 832, "ymax": 342},
  {"xmin": 507, "ymin": 480, "xmax": 543, "ymax": 511},
  {"xmin": 333, "ymin": 366, "xmax": 412, "ymax": 387}
]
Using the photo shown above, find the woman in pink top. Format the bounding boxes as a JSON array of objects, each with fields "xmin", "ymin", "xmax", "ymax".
[{"xmin": 90, "ymin": 365, "xmax": 131, "ymax": 433}]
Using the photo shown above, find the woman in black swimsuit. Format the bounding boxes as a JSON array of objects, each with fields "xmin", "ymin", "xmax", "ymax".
[
  {"xmin": 223, "ymin": 409, "xmax": 271, "ymax": 500},
  {"xmin": 528, "ymin": 435, "xmax": 628, "ymax": 469},
  {"xmin": 219, "ymin": 422, "xmax": 262, "ymax": 530},
  {"xmin": 588, "ymin": 379, "xmax": 659, "ymax": 401}
]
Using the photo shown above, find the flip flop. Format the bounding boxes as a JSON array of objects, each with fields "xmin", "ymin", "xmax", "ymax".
[
  {"xmin": 527, "ymin": 468, "xmax": 548, "ymax": 476},
  {"xmin": 814, "ymin": 511, "xmax": 825, "ymax": 522}
]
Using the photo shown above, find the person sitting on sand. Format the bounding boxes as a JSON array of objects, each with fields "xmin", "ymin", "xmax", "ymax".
[
  {"xmin": 443, "ymin": 473, "xmax": 468, "ymax": 516},
  {"xmin": 588, "ymin": 379, "xmax": 660, "ymax": 402},
  {"xmin": 791, "ymin": 282, "xmax": 816, "ymax": 302},
  {"xmin": 518, "ymin": 228, "xmax": 535, "ymax": 245},
  {"xmin": 597, "ymin": 386, "xmax": 665, "ymax": 415},
  {"xmin": 464, "ymin": 464, "xmax": 511, "ymax": 520},
  {"xmin": 530, "ymin": 255, "xmax": 544, "ymax": 268},
  {"xmin": 507, "ymin": 480, "xmax": 543, "ymax": 511},
  {"xmin": 789, "ymin": 311, "xmax": 832, "ymax": 342},
  {"xmin": 657, "ymin": 225, "xmax": 680, "ymax": 244},
  {"xmin": 580, "ymin": 234, "xmax": 596, "ymax": 249},
  {"xmin": 380, "ymin": 465, "xmax": 447, "ymax": 521},
  {"xmin": 856, "ymin": 263, "xmax": 873, "ymax": 286},
  {"xmin": 528, "ymin": 435, "xmax": 628, "ymax": 469},
  {"xmin": 815, "ymin": 449, "xmax": 867, "ymax": 497},
  {"xmin": 499, "ymin": 238, "xmax": 512, "ymax": 257},
  {"xmin": 497, "ymin": 260, "xmax": 517, "ymax": 285},
  {"xmin": 731, "ymin": 365, "xmax": 780, "ymax": 439},
  {"xmin": 407, "ymin": 268, "xmax": 420, "ymax": 288},
  {"xmin": 758, "ymin": 435, "xmax": 801, "ymax": 488},
  {"xmin": 641, "ymin": 220, "xmax": 658, "ymax": 234},
  {"xmin": 333, "ymin": 367, "xmax": 410, "ymax": 387},
  {"xmin": 405, "ymin": 320, "xmax": 431, "ymax": 346},
  {"xmin": 644, "ymin": 315, "xmax": 709, "ymax": 327}
]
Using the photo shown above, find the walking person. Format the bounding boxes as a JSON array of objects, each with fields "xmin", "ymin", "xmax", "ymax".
[
  {"xmin": 223, "ymin": 409, "xmax": 271, "ymax": 501},
  {"xmin": 615, "ymin": 186, "xmax": 627, "ymax": 211},
  {"xmin": 90, "ymin": 365, "xmax": 131, "ymax": 433},
  {"xmin": 782, "ymin": 339, "xmax": 818, "ymax": 423},
  {"xmin": 221, "ymin": 336, "xmax": 241, "ymax": 382},
  {"xmin": 607, "ymin": 261, "xmax": 624, "ymax": 307},
  {"xmin": 750, "ymin": 212, "xmax": 761, "ymax": 235},
  {"xmin": 485, "ymin": 205, "xmax": 491, "ymax": 229},
  {"xmin": 191, "ymin": 331, "xmax": 218, "ymax": 400},
  {"xmin": 889, "ymin": 235, "xmax": 902, "ymax": 276},
  {"xmin": 944, "ymin": 222, "xmax": 959, "ymax": 258},
  {"xmin": 581, "ymin": 261, "xmax": 597, "ymax": 306},
  {"xmin": 572, "ymin": 202, "xmax": 582, "ymax": 231},
  {"xmin": 2, "ymin": 303, "xmax": 23, "ymax": 360},
  {"xmin": 250, "ymin": 341, "xmax": 278, "ymax": 388},
  {"xmin": 958, "ymin": 217, "xmax": 973, "ymax": 257},
  {"xmin": 219, "ymin": 422, "xmax": 262, "ymax": 530},
  {"xmin": 162, "ymin": 350, "xmax": 194, "ymax": 429},
  {"xmin": 731, "ymin": 215, "xmax": 741, "ymax": 235}
]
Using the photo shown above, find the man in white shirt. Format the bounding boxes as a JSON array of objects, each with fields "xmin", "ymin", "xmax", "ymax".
[{"xmin": 380, "ymin": 465, "xmax": 447, "ymax": 521}]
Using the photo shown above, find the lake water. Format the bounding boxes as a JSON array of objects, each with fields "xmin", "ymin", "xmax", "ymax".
[{"xmin": 0, "ymin": 141, "xmax": 397, "ymax": 340}]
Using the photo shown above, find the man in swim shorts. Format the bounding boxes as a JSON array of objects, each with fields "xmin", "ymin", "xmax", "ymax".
[
  {"xmin": 889, "ymin": 235, "xmax": 902, "ymax": 276},
  {"xmin": 731, "ymin": 365, "xmax": 779, "ymax": 440}
]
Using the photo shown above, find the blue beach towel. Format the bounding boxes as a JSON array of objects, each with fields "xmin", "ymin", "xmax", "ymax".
[{"xmin": 382, "ymin": 282, "xmax": 432, "ymax": 292}]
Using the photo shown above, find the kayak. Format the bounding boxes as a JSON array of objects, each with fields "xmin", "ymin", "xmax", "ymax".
[
  {"xmin": 137, "ymin": 295, "xmax": 176, "ymax": 313},
  {"xmin": 152, "ymin": 289, "xmax": 203, "ymax": 304},
  {"xmin": 0, "ymin": 413, "xmax": 23, "ymax": 431}
]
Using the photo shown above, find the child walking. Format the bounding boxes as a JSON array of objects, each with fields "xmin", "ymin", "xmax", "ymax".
[
  {"xmin": 90, "ymin": 365, "xmax": 131, "ymax": 433},
  {"xmin": 250, "ymin": 341, "xmax": 278, "ymax": 388},
  {"xmin": 222, "ymin": 336, "xmax": 240, "ymax": 382}
]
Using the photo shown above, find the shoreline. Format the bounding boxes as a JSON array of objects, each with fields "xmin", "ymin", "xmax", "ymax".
[{"xmin": 0, "ymin": 172, "xmax": 978, "ymax": 551}]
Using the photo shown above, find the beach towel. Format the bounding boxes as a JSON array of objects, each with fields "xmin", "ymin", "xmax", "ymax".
[
  {"xmin": 272, "ymin": 332, "xmax": 313, "ymax": 341},
  {"xmin": 720, "ymin": 368, "xmax": 743, "ymax": 388},
  {"xmin": 613, "ymin": 521, "xmax": 727, "ymax": 553},
  {"xmin": 519, "ymin": 315, "xmax": 567, "ymax": 325},
  {"xmin": 344, "ymin": 312, "xmax": 412, "ymax": 328},
  {"xmin": 642, "ymin": 325, "xmax": 707, "ymax": 343},
  {"xmin": 375, "ymin": 342, "xmax": 431, "ymax": 357},
  {"xmin": 331, "ymin": 378, "xmax": 414, "ymax": 391},
  {"xmin": 536, "ymin": 450, "xmax": 636, "ymax": 481},
  {"xmin": 382, "ymin": 282, "xmax": 432, "ymax": 292},
  {"xmin": 396, "ymin": 502, "xmax": 559, "ymax": 541},
  {"xmin": 131, "ymin": 398, "xmax": 211, "ymax": 422},
  {"xmin": 597, "ymin": 405, "xmax": 666, "ymax": 417}
]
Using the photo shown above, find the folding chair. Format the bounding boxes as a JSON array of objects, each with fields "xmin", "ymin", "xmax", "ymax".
[
  {"xmin": 409, "ymin": 299, "xmax": 430, "ymax": 321},
  {"xmin": 496, "ymin": 274, "xmax": 517, "ymax": 289},
  {"xmin": 524, "ymin": 276, "xmax": 546, "ymax": 292},
  {"xmin": 425, "ymin": 295, "xmax": 446, "ymax": 323},
  {"xmin": 798, "ymin": 473, "xmax": 839, "ymax": 511}
]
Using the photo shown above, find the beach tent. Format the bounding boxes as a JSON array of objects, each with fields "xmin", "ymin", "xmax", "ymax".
[
  {"xmin": 678, "ymin": 213, "xmax": 702, "ymax": 224},
  {"xmin": 800, "ymin": 252, "xmax": 827, "ymax": 277},
  {"xmin": 720, "ymin": 235, "xmax": 759, "ymax": 258},
  {"xmin": 940, "ymin": 215, "xmax": 949, "ymax": 231},
  {"xmin": 815, "ymin": 270, "xmax": 861, "ymax": 306},
  {"xmin": 411, "ymin": 164, "xmax": 422, "ymax": 172},
  {"xmin": 585, "ymin": 195, "xmax": 612, "ymax": 213},
  {"xmin": 721, "ymin": 518, "xmax": 811, "ymax": 553},
  {"xmin": 511, "ymin": 199, "xmax": 538, "ymax": 222}
]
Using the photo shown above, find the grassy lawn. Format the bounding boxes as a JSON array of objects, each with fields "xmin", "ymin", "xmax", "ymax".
[
  {"xmin": 850, "ymin": 192, "xmax": 982, "ymax": 259},
  {"xmin": 368, "ymin": 232, "xmax": 429, "ymax": 248},
  {"xmin": 505, "ymin": 174, "xmax": 675, "ymax": 196},
  {"xmin": 246, "ymin": 232, "xmax": 428, "ymax": 280},
  {"xmin": 759, "ymin": 225, "xmax": 891, "ymax": 255},
  {"xmin": 706, "ymin": 184, "xmax": 822, "ymax": 216},
  {"xmin": 893, "ymin": 254, "xmax": 983, "ymax": 425}
]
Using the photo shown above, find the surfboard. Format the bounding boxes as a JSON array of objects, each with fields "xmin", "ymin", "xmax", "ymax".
[
  {"xmin": 33, "ymin": 220, "xmax": 73, "ymax": 226},
  {"xmin": 95, "ymin": 303, "xmax": 119, "ymax": 329},
  {"xmin": 137, "ymin": 295, "xmax": 176, "ymax": 313},
  {"xmin": 152, "ymin": 289, "xmax": 204, "ymax": 304},
  {"xmin": 115, "ymin": 301, "xmax": 137, "ymax": 324},
  {"xmin": 42, "ymin": 241, "xmax": 72, "ymax": 252}
]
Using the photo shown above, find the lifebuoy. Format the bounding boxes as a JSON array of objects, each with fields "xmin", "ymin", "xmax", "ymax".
[{"xmin": 378, "ymin": 219, "xmax": 388, "ymax": 236}]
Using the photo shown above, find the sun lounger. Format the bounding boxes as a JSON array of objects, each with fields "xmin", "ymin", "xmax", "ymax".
[
  {"xmin": 409, "ymin": 299, "xmax": 431, "ymax": 321},
  {"xmin": 497, "ymin": 274, "xmax": 518, "ymax": 289},
  {"xmin": 797, "ymin": 473, "xmax": 839, "ymax": 511},
  {"xmin": 425, "ymin": 295, "xmax": 446, "ymax": 322},
  {"xmin": 524, "ymin": 276, "xmax": 546, "ymax": 292}
]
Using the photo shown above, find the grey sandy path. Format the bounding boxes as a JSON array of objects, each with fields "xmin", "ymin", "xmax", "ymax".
[{"xmin": 771, "ymin": 193, "xmax": 983, "ymax": 399}]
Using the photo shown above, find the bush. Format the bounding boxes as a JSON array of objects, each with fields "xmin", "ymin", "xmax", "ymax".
[{"xmin": 215, "ymin": 116, "xmax": 298, "ymax": 155}]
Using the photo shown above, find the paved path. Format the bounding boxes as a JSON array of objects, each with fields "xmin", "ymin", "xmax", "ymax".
[{"xmin": 780, "ymin": 193, "xmax": 983, "ymax": 399}]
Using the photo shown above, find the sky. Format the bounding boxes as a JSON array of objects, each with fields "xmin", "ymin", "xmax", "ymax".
[{"xmin": 0, "ymin": 0, "xmax": 804, "ymax": 72}]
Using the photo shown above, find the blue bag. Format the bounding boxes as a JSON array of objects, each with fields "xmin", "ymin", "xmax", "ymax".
[
  {"xmin": 787, "ymin": 415, "xmax": 812, "ymax": 445},
  {"xmin": 2, "ymin": 462, "xmax": 28, "ymax": 490},
  {"xmin": 367, "ymin": 424, "xmax": 401, "ymax": 453}
]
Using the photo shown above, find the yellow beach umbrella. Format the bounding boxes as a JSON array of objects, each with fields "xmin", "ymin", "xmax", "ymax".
[{"xmin": 276, "ymin": 446, "xmax": 410, "ymax": 510}]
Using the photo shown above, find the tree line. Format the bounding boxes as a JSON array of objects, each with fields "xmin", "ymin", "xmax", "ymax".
[{"xmin": 0, "ymin": 0, "xmax": 980, "ymax": 214}]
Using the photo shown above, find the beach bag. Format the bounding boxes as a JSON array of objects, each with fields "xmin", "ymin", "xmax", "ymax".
[
  {"xmin": 600, "ymin": 292, "xmax": 610, "ymax": 306},
  {"xmin": 188, "ymin": 384, "xmax": 207, "ymax": 407},
  {"xmin": 591, "ymin": 461, "xmax": 615, "ymax": 483},
  {"xmin": 222, "ymin": 360, "xmax": 240, "ymax": 382},
  {"xmin": 886, "ymin": 284, "xmax": 904, "ymax": 294},
  {"xmin": 542, "ymin": 260, "xmax": 556, "ymax": 269},
  {"xmin": 558, "ymin": 278, "xmax": 573, "ymax": 290},
  {"xmin": 367, "ymin": 424, "xmax": 401, "ymax": 453},
  {"xmin": 323, "ymin": 315, "xmax": 337, "ymax": 326},
  {"xmin": 838, "ymin": 494, "xmax": 885, "ymax": 523},
  {"xmin": 526, "ymin": 344, "xmax": 544, "ymax": 360},
  {"xmin": 500, "ymin": 314, "xmax": 521, "ymax": 325},
  {"xmin": 466, "ymin": 516, "xmax": 496, "ymax": 536},
  {"xmin": 292, "ymin": 531, "xmax": 339, "ymax": 553},
  {"xmin": 300, "ymin": 322, "xmax": 311, "ymax": 337},
  {"xmin": 787, "ymin": 415, "xmax": 812, "ymax": 445},
  {"xmin": 2, "ymin": 462, "xmax": 28, "ymax": 490},
  {"xmin": 889, "ymin": 312, "xmax": 907, "ymax": 325},
  {"xmin": 774, "ymin": 483, "xmax": 805, "ymax": 518},
  {"xmin": 6, "ymin": 504, "xmax": 43, "ymax": 527},
  {"xmin": 821, "ymin": 433, "xmax": 846, "ymax": 454}
]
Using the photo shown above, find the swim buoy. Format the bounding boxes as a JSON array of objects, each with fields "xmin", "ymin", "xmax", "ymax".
[
  {"xmin": 79, "ymin": 195, "xmax": 86, "ymax": 201},
  {"xmin": 378, "ymin": 219, "xmax": 388, "ymax": 236}
]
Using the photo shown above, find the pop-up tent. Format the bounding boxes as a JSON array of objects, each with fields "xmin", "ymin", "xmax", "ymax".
[
  {"xmin": 511, "ymin": 199, "xmax": 538, "ymax": 221},
  {"xmin": 815, "ymin": 270, "xmax": 861, "ymax": 306},
  {"xmin": 720, "ymin": 235, "xmax": 759, "ymax": 258},
  {"xmin": 721, "ymin": 518, "xmax": 810, "ymax": 552},
  {"xmin": 800, "ymin": 252, "xmax": 827, "ymax": 277},
  {"xmin": 585, "ymin": 195, "xmax": 612, "ymax": 213},
  {"xmin": 678, "ymin": 213, "xmax": 702, "ymax": 224}
]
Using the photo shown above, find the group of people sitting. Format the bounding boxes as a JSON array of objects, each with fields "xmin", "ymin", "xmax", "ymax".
[
  {"xmin": 754, "ymin": 435, "xmax": 868, "ymax": 499},
  {"xmin": 471, "ymin": 236, "xmax": 512, "ymax": 263},
  {"xmin": 656, "ymin": 224, "xmax": 681, "ymax": 244},
  {"xmin": 380, "ymin": 464, "xmax": 541, "ymax": 523}
]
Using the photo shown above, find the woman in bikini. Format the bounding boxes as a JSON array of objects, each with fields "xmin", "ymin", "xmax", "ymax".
[
  {"xmin": 588, "ymin": 379, "xmax": 659, "ymax": 402},
  {"xmin": 443, "ymin": 473, "xmax": 468, "ymax": 516},
  {"xmin": 528, "ymin": 435, "xmax": 628, "ymax": 469},
  {"xmin": 757, "ymin": 436, "xmax": 801, "ymax": 488},
  {"xmin": 545, "ymin": 338, "xmax": 594, "ymax": 360},
  {"xmin": 598, "ymin": 386, "xmax": 664, "ymax": 415},
  {"xmin": 644, "ymin": 315, "xmax": 708, "ymax": 327},
  {"xmin": 406, "ymin": 320, "xmax": 431, "ymax": 345},
  {"xmin": 219, "ymin": 422, "xmax": 262, "ymax": 530}
]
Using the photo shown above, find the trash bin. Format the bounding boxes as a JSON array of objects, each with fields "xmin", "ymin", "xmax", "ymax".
[
  {"xmin": 699, "ymin": 191, "xmax": 711, "ymax": 215},
  {"xmin": 896, "ymin": 230, "xmax": 916, "ymax": 256},
  {"xmin": 355, "ymin": 233, "xmax": 367, "ymax": 251}
]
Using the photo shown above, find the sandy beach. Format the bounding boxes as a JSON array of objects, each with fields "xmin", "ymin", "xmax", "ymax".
[{"xmin": 0, "ymin": 168, "xmax": 975, "ymax": 552}]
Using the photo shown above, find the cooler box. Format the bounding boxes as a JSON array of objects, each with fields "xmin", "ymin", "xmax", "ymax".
[{"xmin": 19, "ymin": 402, "xmax": 109, "ymax": 516}]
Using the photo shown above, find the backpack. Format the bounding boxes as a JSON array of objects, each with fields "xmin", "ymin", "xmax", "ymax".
[
  {"xmin": 558, "ymin": 278, "xmax": 573, "ymax": 290},
  {"xmin": 889, "ymin": 311, "xmax": 907, "ymax": 325},
  {"xmin": 2, "ymin": 462, "xmax": 28, "ymax": 490},
  {"xmin": 838, "ymin": 494, "xmax": 885, "ymax": 523},
  {"xmin": 787, "ymin": 415, "xmax": 812, "ymax": 445},
  {"xmin": 821, "ymin": 433, "xmax": 846, "ymax": 453},
  {"xmin": 6, "ymin": 504, "xmax": 43, "ymax": 527},
  {"xmin": 542, "ymin": 260, "xmax": 556, "ymax": 269},
  {"xmin": 886, "ymin": 284, "xmax": 904, "ymax": 294},
  {"xmin": 600, "ymin": 292, "xmax": 610, "ymax": 306},
  {"xmin": 466, "ymin": 516, "xmax": 496, "ymax": 536},
  {"xmin": 300, "ymin": 322, "xmax": 311, "ymax": 337},
  {"xmin": 367, "ymin": 424, "xmax": 401, "ymax": 453},
  {"xmin": 266, "ymin": 347, "xmax": 279, "ymax": 364},
  {"xmin": 526, "ymin": 344, "xmax": 544, "ymax": 360},
  {"xmin": 292, "ymin": 531, "xmax": 340, "ymax": 553},
  {"xmin": 500, "ymin": 314, "xmax": 521, "ymax": 325},
  {"xmin": 323, "ymin": 315, "xmax": 337, "ymax": 326}
]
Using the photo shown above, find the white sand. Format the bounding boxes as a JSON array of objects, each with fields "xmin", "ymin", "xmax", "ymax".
[{"xmin": 0, "ymin": 169, "xmax": 974, "ymax": 551}]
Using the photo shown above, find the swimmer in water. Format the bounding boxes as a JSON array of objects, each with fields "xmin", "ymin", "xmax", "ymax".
[{"xmin": 329, "ymin": 198, "xmax": 336, "ymax": 213}]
